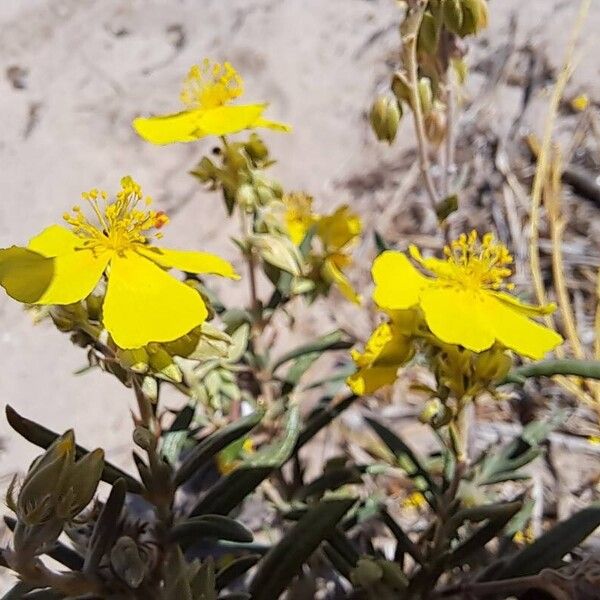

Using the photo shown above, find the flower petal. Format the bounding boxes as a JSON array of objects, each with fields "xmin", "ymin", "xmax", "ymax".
[
  {"xmin": 316, "ymin": 205, "xmax": 361, "ymax": 251},
  {"xmin": 372, "ymin": 251, "xmax": 429, "ymax": 310},
  {"xmin": 421, "ymin": 286, "xmax": 495, "ymax": 352},
  {"xmin": 347, "ymin": 366, "xmax": 400, "ymax": 395},
  {"xmin": 322, "ymin": 257, "xmax": 361, "ymax": 304},
  {"xmin": 483, "ymin": 295, "xmax": 563, "ymax": 359},
  {"xmin": 0, "ymin": 246, "xmax": 54, "ymax": 303},
  {"xmin": 252, "ymin": 117, "xmax": 292, "ymax": 132},
  {"xmin": 137, "ymin": 246, "xmax": 239, "ymax": 279},
  {"xmin": 196, "ymin": 104, "xmax": 269, "ymax": 136},
  {"xmin": 103, "ymin": 253, "xmax": 208, "ymax": 349},
  {"xmin": 28, "ymin": 225, "xmax": 83, "ymax": 256},
  {"xmin": 36, "ymin": 248, "xmax": 110, "ymax": 305},
  {"xmin": 490, "ymin": 290, "xmax": 557, "ymax": 318},
  {"xmin": 132, "ymin": 110, "xmax": 204, "ymax": 145}
]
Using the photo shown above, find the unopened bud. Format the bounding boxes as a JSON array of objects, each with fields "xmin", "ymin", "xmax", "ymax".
[
  {"xmin": 391, "ymin": 72, "xmax": 412, "ymax": 106},
  {"xmin": 442, "ymin": 0, "xmax": 464, "ymax": 34},
  {"xmin": 192, "ymin": 157, "xmax": 217, "ymax": 182},
  {"xmin": 133, "ymin": 426, "xmax": 155, "ymax": 452},
  {"xmin": 424, "ymin": 106, "xmax": 447, "ymax": 146},
  {"xmin": 370, "ymin": 96, "xmax": 401, "ymax": 144},
  {"xmin": 244, "ymin": 133, "xmax": 269, "ymax": 162},
  {"xmin": 457, "ymin": 0, "xmax": 488, "ymax": 37},
  {"xmin": 418, "ymin": 11, "xmax": 439, "ymax": 54},
  {"xmin": 417, "ymin": 78, "xmax": 434, "ymax": 114},
  {"xmin": 236, "ymin": 184, "xmax": 259, "ymax": 211}
]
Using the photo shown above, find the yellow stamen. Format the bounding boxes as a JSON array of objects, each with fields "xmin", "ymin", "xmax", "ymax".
[
  {"xmin": 412, "ymin": 231, "xmax": 514, "ymax": 291},
  {"xmin": 180, "ymin": 59, "xmax": 244, "ymax": 110},
  {"xmin": 63, "ymin": 176, "xmax": 168, "ymax": 254}
]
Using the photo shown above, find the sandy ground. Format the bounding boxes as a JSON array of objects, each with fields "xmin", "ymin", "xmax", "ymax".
[{"xmin": 0, "ymin": 0, "xmax": 599, "ymax": 589}]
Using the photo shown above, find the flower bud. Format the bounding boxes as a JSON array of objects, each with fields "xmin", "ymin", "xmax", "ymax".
[
  {"xmin": 418, "ymin": 11, "xmax": 439, "ymax": 55},
  {"xmin": 133, "ymin": 426, "xmax": 156, "ymax": 451},
  {"xmin": 418, "ymin": 78, "xmax": 434, "ymax": 114},
  {"xmin": 391, "ymin": 72, "xmax": 412, "ymax": 106},
  {"xmin": 442, "ymin": 0, "xmax": 464, "ymax": 34},
  {"xmin": 424, "ymin": 106, "xmax": 447, "ymax": 146},
  {"xmin": 235, "ymin": 183, "xmax": 259, "ymax": 211},
  {"xmin": 191, "ymin": 157, "xmax": 217, "ymax": 183},
  {"xmin": 244, "ymin": 133, "xmax": 269, "ymax": 162},
  {"xmin": 147, "ymin": 346, "xmax": 183, "ymax": 383},
  {"xmin": 370, "ymin": 95, "xmax": 402, "ymax": 144},
  {"xmin": 457, "ymin": 0, "xmax": 488, "ymax": 37}
]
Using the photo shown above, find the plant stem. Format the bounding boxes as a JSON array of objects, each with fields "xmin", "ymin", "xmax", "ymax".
[{"xmin": 401, "ymin": 0, "xmax": 441, "ymax": 215}]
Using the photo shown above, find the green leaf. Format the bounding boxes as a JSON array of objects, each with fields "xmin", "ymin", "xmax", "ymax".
[
  {"xmin": 365, "ymin": 417, "xmax": 439, "ymax": 508},
  {"xmin": 190, "ymin": 405, "xmax": 300, "ymax": 516},
  {"xmin": 444, "ymin": 502, "xmax": 522, "ymax": 568},
  {"xmin": 173, "ymin": 410, "xmax": 264, "ymax": 488},
  {"xmin": 189, "ymin": 467, "xmax": 274, "ymax": 517},
  {"xmin": 84, "ymin": 478, "xmax": 127, "ymax": 573},
  {"xmin": 381, "ymin": 510, "xmax": 424, "ymax": 565},
  {"xmin": 169, "ymin": 515, "xmax": 253, "ymax": 549},
  {"xmin": 249, "ymin": 498, "xmax": 356, "ymax": 600},
  {"xmin": 5, "ymin": 405, "xmax": 143, "ymax": 494},
  {"xmin": 485, "ymin": 503, "xmax": 600, "ymax": 580},
  {"xmin": 294, "ymin": 394, "xmax": 358, "ymax": 453},
  {"xmin": 295, "ymin": 466, "xmax": 365, "ymax": 500},
  {"xmin": 502, "ymin": 359, "xmax": 600, "ymax": 385},
  {"xmin": 271, "ymin": 330, "xmax": 353, "ymax": 372},
  {"xmin": 215, "ymin": 554, "xmax": 261, "ymax": 589}
]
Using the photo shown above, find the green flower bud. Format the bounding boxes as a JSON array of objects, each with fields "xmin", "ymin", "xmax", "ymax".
[
  {"xmin": 235, "ymin": 183, "xmax": 259, "ymax": 211},
  {"xmin": 457, "ymin": 0, "xmax": 488, "ymax": 37},
  {"xmin": 424, "ymin": 105, "xmax": 447, "ymax": 146},
  {"xmin": 370, "ymin": 95, "xmax": 401, "ymax": 144},
  {"xmin": 148, "ymin": 346, "xmax": 183, "ymax": 383},
  {"xmin": 191, "ymin": 157, "xmax": 217, "ymax": 182},
  {"xmin": 418, "ymin": 11, "xmax": 439, "ymax": 55},
  {"xmin": 244, "ymin": 133, "xmax": 269, "ymax": 162},
  {"xmin": 442, "ymin": 0, "xmax": 464, "ymax": 34},
  {"xmin": 391, "ymin": 73, "xmax": 412, "ymax": 107},
  {"xmin": 417, "ymin": 77, "xmax": 434, "ymax": 114}
]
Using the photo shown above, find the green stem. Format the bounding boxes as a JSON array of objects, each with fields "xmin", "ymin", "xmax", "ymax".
[{"xmin": 502, "ymin": 359, "xmax": 600, "ymax": 385}]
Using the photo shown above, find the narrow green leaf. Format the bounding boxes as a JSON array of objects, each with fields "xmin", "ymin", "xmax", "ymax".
[
  {"xmin": 445, "ymin": 502, "xmax": 522, "ymax": 568},
  {"xmin": 295, "ymin": 466, "xmax": 365, "ymax": 500},
  {"xmin": 84, "ymin": 478, "xmax": 127, "ymax": 573},
  {"xmin": 169, "ymin": 515, "xmax": 253, "ymax": 549},
  {"xmin": 486, "ymin": 503, "xmax": 600, "ymax": 580},
  {"xmin": 190, "ymin": 467, "xmax": 274, "ymax": 517},
  {"xmin": 502, "ymin": 359, "xmax": 600, "ymax": 385},
  {"xmin": 173, "ymin": 410, "xmax": 264, "ymax": 488},
  {"xmin": 249, "ymin": 498, "xmax": 356, "ymax": 600},
  {"xmin": 374, "ymin": 231, "xmax": 392, "ymax": 254},
  {"xmin": 381, "ymin": 510, "xmax": 424, "ymax": 565},
  {"xmin": 294, "ymin": 394, "xmax": 358, "ymax": 453},
  {"xmin": 5, "ymin": 405, "xmax": 143, "ymax": 494},
  {"xmin": 271, "ymin": 330, "xmax": 353, "ymax": 372},
  {"xmin": 215, "ymin": 554, "xmax": 261, "ymax": 589},
  {"xmin": 366, "ymin": 417, "xmax": 439, "ymax": 508}
]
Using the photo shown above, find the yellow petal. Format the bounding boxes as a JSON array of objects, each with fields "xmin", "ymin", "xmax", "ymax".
[
  {"xmin": 490, "ymin": 290, "xmax": 556, "ymax": 318},
  {"xmin": 103, "ymin": 252, "xmax": 208, "ymax": 349},
  {"xmin": 28, "ymin": 225, "xmax": 83, "ymax": 256},
  {"xmin": 420, "ymin": 286, "xmax": 495, "ymax": 352},
  {"xmin": 137, "ymin": 246, "xmax": 239, "ymax": 279},
  {"xmin": 372, "ymin": 251, "xmax": 428, "ymax": 310},
  {"xmin": 252, "ymin": 117, "xmax": 292, "ymax": 132},
  {"xmin": 0, "ymin": 246, "xmax": 54, "ymax": 303},
  {"xmin": 132, "ymin": 110, "xmax": 204, "ymax": 145},
  {"xmin": 197, "ymin": 104, "xmax": 269, "ymax": 136},
  {"xmin": 322, "ymin": 257, "xmax": 361, "ymax": 304},
  {"xmin": 347, "ymin": 366, "xmax": 400, "ymax": 395},
  {"xmin": 483, "ymin": 295, "xmax": 563, "ymax": 359},
  {"xmin": 316, "ymin": 205, "xmax": 362, "ymax": 250}
]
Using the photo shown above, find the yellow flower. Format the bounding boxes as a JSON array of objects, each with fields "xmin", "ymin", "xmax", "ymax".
[
  {"xmin": 347, "ymin": 310, "xmax": 417, "ymax": 395},
  {"xmin": 372, "ymin": 231, "xmax": 562, "ymax": 359},
  {"xmin": 315, "ymin": 205, "xmax": 362, "ymax": 304},
  {"xmin": 283, "ymin": 192, "xmax": 316, "ymax": 246},
  {"xmin": 0, "ymin": 177, "xmax": 239, "ymax": 349},
  {"xmin": 133, "ymin": 59, "xmax": 291, "ymax": 144}
]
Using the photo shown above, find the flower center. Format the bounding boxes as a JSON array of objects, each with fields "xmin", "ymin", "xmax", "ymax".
[
  {"xmin": 413, "ymin": 231, "xmax": 514, "ymax": 291},
  {"xmin": 180, "ymin": 59, "xmax": 244, "ymax": 110},
  {"xmin": 63, "ymin": 176, "xmax": 169, "ymax": 254}
]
